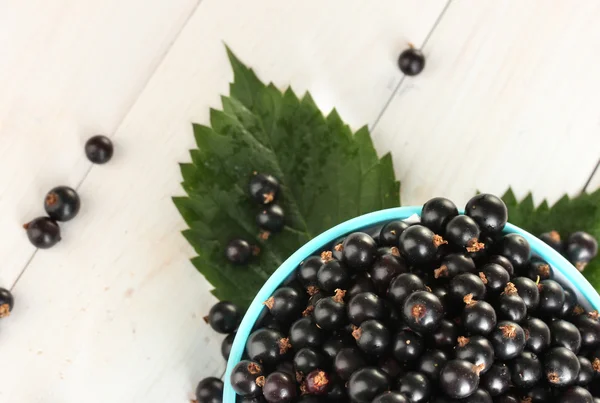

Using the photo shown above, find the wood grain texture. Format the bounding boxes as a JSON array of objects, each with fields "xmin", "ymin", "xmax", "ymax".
[
  {"xmin": 0, "ymin": 0, "xmax": 200, "ymax": 286},
  {"xmin": 0, "ymin": 1, "xmax": 448, "ymax": 401},
  {"xmin": 373, "ymin": 0, "xmax": 600, "ymax": 208}
]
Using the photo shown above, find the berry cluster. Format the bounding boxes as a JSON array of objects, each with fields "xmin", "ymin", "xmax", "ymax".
[
  {"xmin": 228, "ymin": 194, "xmax": 600, "ymax": 403},
  {"xmin": 23, "ymin": 135, "xmax": 113, "ymax": 250},
  {"xmin": 539, "ymin": 230, "xmax": 598, "ymax": 272}
]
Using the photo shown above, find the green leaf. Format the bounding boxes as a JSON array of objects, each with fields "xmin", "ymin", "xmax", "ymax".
[
  {"xmin": 174, "ymin": 47, "xmax": 400, "ymax": 308},
  {"xmin": 502, "ymin": 187, "xmax": 600, "ymax": 289}
]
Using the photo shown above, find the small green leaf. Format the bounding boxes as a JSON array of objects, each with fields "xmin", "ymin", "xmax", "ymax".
[{"xmin": 174, "ymin": 47, "xmax": 401, "ymax": 307}]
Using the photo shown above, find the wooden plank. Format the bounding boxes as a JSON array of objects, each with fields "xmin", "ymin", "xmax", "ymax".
[
  {"xmin": 373, "ymin": 0, "xmax": 600, "ymax": 208},
  {"xmin": 0, "ymin": 0, "xmax": 200, "ymax": 286},
  {"xmin": 0, "ymin": 1, "xmax": 447, "ymax": 400}
]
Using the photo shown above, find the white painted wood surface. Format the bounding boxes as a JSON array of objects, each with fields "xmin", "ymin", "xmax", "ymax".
[{"xmin": 0, "ymin": 0, "xmax": 599, "ymax": 402}]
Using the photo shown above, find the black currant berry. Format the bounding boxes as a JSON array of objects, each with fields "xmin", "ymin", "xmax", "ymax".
[
  {"xmin": 463, "ymin": 297, "xmax": 497, "ymax": 335},
  {"xmin": 459, "ymin": 388, "xmax": 492, "ymax": 403},
  {"xmin": 262, "ymin": 371, "xmax": 296, "ymax": 403},
  {"xmin": 398, "ymin": 47, "xmax": 425, "ymax": 76},
  {"xmin": 347, "ymin": 367, "xmax": 390, "ymax": 403},
  {"xmin": 238, "ymin": 397, "xmax": 266, "ymax": 403},
  {"xmin": 352, "ymin": 319, "xmax": 390, "ymax": 356},
  {"xmin": 523, "ymin": 317, "xmax": 551, "ymax": 354},
  {"xmin": 439, "ymin": 359, "xmax": 483, "ymax": 399},
  {"xmin": 246, "ymin": 328, "xmax": 290, "ymax": 366},
  {"xmin": 560, "ymin": 286, "xmax": 579, "ymax": 318},
  {"xmin": 370, "ymin": 254, "xmax": 408, "ymax": 295},
  {"xmin": 399, "ymin": 225, "xmax": 446, "ymax": 265},
  {"xmin": 537, "ymin": 279, "xmax": 566, "ymax": 316},
  {"xmin": 207, "ymin": 301, "xmax": 241, "ymax": 334},
  {"xmin": 431, "ymin": 319, "xmax": 458, "ymax": 349},
  {"xmin": 488, "ymin": 255, "xmax": 515, "ymax": 276},
  {"xmin": 85, "ymin": 135, "xmax": 113, "ymax": 164},
  {"xmin": 221, "ymin": 332, "xmax": 235, "ymax": 360},
  {"xmin": 24, "ymin": 217, "xmax": 61, "ymax": 249},
  {"xmin": 276, "ymin": 361, "xmax": 295, "ymax": 378},
  {"xmin": 341, "ymin": 232, "xmax": 377, "ymax": 271},
  {"xmin": 574, "ymin": 311, "xmax": 600, "ymax": 349},
  {"xmin": 525, "ymin": 258, "xmax": 552, "ymax": 282},
  {"xmin": 347, "ymin": 272, "xmax": 376, "ymax": 300},
  {"xmin": 334, "ymin": 347, "xmax": 366, "ymax": 380},
  {"xmin": 495, "ymin": 283, "xmax": 527, "ymax": 323},
  {"xmin": 297, "ymin": 256, "xmax": 323, "ymax": 288},
  {"xmin": 248, "ymin": 173, "xmax": 280, "ymax": 205},
  {"xmin": 372, "ymin": 391, "xmax": 410, "ymax": 403},
  {"xmin": 445, "ymin": 215, "xmax": 485, "ymax": 253},
  {"xmin": 325, "ymin": 374, "xmax": 347, "ymax": 401},
  {"xmin": 225, "ymin": 238, "xmax": 253, "ymax": 265},
  {"xmin": 550, "ymin": 319, "xmax": 582, "ymax": 353},
  {"xmin": 380, "ymin": 220, "xmax": 410, "ymax": 246},
  {"xmin": 304, "ymin": 369, "xmax": 330, "ymax": 395},
  {"xmin": 465, "ymin": 194, "xmax": 508, "ymax": 235},
  {"xmin": 450, "ymin": 273, "xmax": 487, "ymax": 301},
  {"xmin": 494, "ymin": 393, "xmax": 519, "ymax": 403},
  {"xmin": 402, "ymin": 291, "xmax": 443, "ymax": 333},
  {"xmin": 322, "ymin": 335, "xmax": 352, "ymax": 364},
  {"xmin": 230, "ymin": 360, "xmax": 263, "ymax": 397},
  {"xmin": 566, "ymin": 231, "xmax": 598, "ymax": 271},
  {"xmin": 317, "ymin": 259, "xmax": 350, "ymax": 293},
  {"xmin": 398, "ymin": 371, "xmax": 431, "ymax": 403},
  {"xmin": 347, "ymin": 292, "xmax": 385, "ymax": 326},
  {"xmin": 434, "ymin": 253, "xmax": 476, "ymax": 279},
  {"xmin": 539, "ymin": 230, "xmax": 563, "ymax": 253},
  {"xmin": 543, "ymin": 346, "xmax": 580, "ymax": 387},
  {"xmin": 510, "ymin": 276, "xmax": 539, "ymax": 311},
  {"xmin": 195, "ymin": 377, "xmax": 224, "ymax": 403},
  {"xmin": 421, "ymin": 197, "xmax": 459, "ymax": 234},
  {"xmin": 379, "ymin": 356, "xmax": 403, "ymax": 379},
  {"xmin": 520, "ymin": 386, "xmax": 552, "ymax": 403},
  {"xmin": 293, "ymin": 348, "xmax": 324, "ymax": 376},
  {"xmin": 387, "ymin": 273, "xmax": 426, "ymax": 309},
  {"xmin": 256, "ymin": 204, "xmax": 285, "ymax": 233},
  {"xmin": 0, "ymin": 288, "xmax": 14, "ymax": 318},
  {"xmin": 416, "ymin": 349, "xmax": 448, "ymax": 381},
  {"xmin": 393, "ymin": 328, "xmax": 424, "ymax": 362},
  {"xmin": 509, "ymin": 351, "xmax": 541, "ymax": 389},
  {"xmin": 44, "ymin": 186, "xmax": 80, "ymax": 222},
  {"xmin": 313, "ymin": 289, "xmax": 347, "ymax": 331},
  {"xmin": 559, "ymin": 386, "xmax": 594, "ymax": 403},
  {"xmin": 289, "ymin": 317, "xmax": 323, "ymax": 350},
  {"xmin": 577, "ymin": 356, "xmax": 594, "ymax": 386},
  {"xmin": 498, "ymin": 233, "xmax": 530, "ymax": 268},
  {"xmin": 455, "ymin": 336, "xmax": 495, "ymax": 374},
  {"xmin": 490, "ymin": 321, "xmax": 525, "ymax": 360},
  {"xmin": 480, "ymin": 363, "xmax": 510, "ymax": 397},
  {"xmin": 478, "ymin": 263, "xmax": 510, "ymax": 292}
]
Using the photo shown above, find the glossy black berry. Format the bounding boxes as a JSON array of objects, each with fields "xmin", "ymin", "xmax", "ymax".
[
  {"xmin": 480, "ymin": 363, "xmax": 510, "ymax": 397},
  {"xmin": 246, "ymin": 328, "xmax": 290, "ymax": 366},
  {"xmin": 372, "ymin": 391, "xmax": 410, "ymax": 403},
  {"xmin": 399, "ymin": 225, "xmax": 446, "ymax": 265},
  {"xmin": 225, "ymin": 239, "xmax": 252, "ymax": 265},
  {"xmin": 494, "ymin": 393, "xmax": 519, "ymax": 403},
  {"xmin": 525, "ymin": 258, "xmax": 553, "ymax": 281},
  {"xmin": 431, "ymin": 318, "xmax": 458, "ymax": 349},
  {"xmin": 249, "ymin": 173, "xmax": 280, "ymax": 205},
  {"xmin": 537, "ymin": 279, "xmax": 565, "ymax": 316},
  {"xmin": 421, "ymin": 197, "xmax": 458, "ymax": 234},
  {"xmin": 490, "ymin": 321, "xmax": 525, "ymax": 360},
  {"xmin": 256, "ymin": 204, "xmax": 285, "ymax": 233},
  {"xmin": 347, "ymin": 272, "xmax": 376, "ymax": 300},
  {"xmin": 560, "ymin": 286, "xmax": 579, "ymax": 318},
  {"xmin": 398, "ymin": 47, "xmax": 425, "ymax": 76},
  {"xmin": 347, "ymin": 292, "xmax": 385, "ymax": 326},
  {"xmin": 398, "ymin": 371, "xmax": 431, "ymax": 403},
  {"xmin": 370, "ymin": 254, "xmax": 408, "ymax": 294},
  {"xmin": 44, "ymin": 186, "xmax": 80, "ymax": 222},
  {"xmin": 322, "ymin": 335, "xmax": 351, "ymax": 363},
  {"xmin": 539, "ymin": 230, "xmax": 563, "ymax": 253},
  {"xmin": 85, "ymin": 135, "xmax": 113, "ymax": 164},
  {"xmin": 434, "ymin": 255, "xmax": 476, "ymax": 283},
  {"xmin": 334, "ymin": 347, "xmax": 366, "ymax": 380},
  {"xmin": 293, "ymin": 348, "xmax": 324, "ymax": 376},
  {"xmin": 230, "ymin": 360, "xmax": 263, "ymax": 397},
  {"xmin": 560, "ymin": 386, "xmax": 594, "ymax": 403},
  {"xmin": 393, "ymin": 328, "xmax": 424, "ymax": 362},
  {"xmin": 450, "ymin": 273, "xmax": 487, "ymax": 301},
  {"xmin": 304, "ymin": 369, "xmax": 331, "ymax": 395},
  {"xmin": 325, "ymin": 374, "xmax": 347, "ymax": 401},
  {"xmin": 550, "ymin": 319, "xmax": 582, "ymax": 353},
  {"xmin": 207, "ymin": 301, "xmax": 241, "ymax": 334},
  {"xmin": 520, "ymin": 386, "xmax": 552, "ymax": 403},
  {"xmin": 347, "ymin": 367, "xmax": 390, "ymax": 403},
  {"xmin": 313, "ymin": 290, "xmax": 347, "ymax": 331},
  {"xmin": 387, "ymin": 273, "xmax": 426, "ymax": 309},
  {"xmin": 463, "ymin": 298, "xmax": 497, "ymax": 335},
  {"xmin": 353, "ymin": 319, "xmax": 390, "ymax": 356},
  {"xmin": 262, "ymin": 371, "xmax": 296, "ymax": 403},
  {"xmin": 566, "ymin": 231, "xmax": 598, "ymax": 271},
  {"xmin": 238, "ymin": 397, "xmax": 266, "ymax": 403},
  {"xmin": 380, "ymin": 220, "xmax": 410, "ymax": 246},
  {"xmin": 341, "ymin": 232, "xmax": 377, "ymax": 271},
  {"xmin": 498, "ymin": 233, "xmax": 530, "ymax": 268},
  {"xmin": 439, "ymin": 359, "xmax": 483, "ymax": 399},
  {"xmin": 459, "ymin": 388, "xmax": 492, "ymax": 403},
  {"xmin": 445, "ymin": 215, "xmax": 485, "ymax": 253},
  {"xmin": 543, "ymin": 346, "xmax": 580, "ymax": 386},
  {"xmin": 0, "ymin": 288, "xmax": 14, "ymax": 318},
  {"xmin": 478, "ymin": 263, "xmax": 510, "ymax": 292},
  {"xmin": 574, "ymin": 312, "xmax": 600, "ymax": 349},
  {"xmin": 509, "ymin": 351, "xmax": 541, "ymax": 388},
  {"xmin": 297, "ymin": 256, "xmax": 323, "ymax": 288},
  {"xmin": 195, "ymin": 377, "xmax": 224, "ymax": 403},
  {"xmin": 24, "ymin": 217, "xmax": 61, "ymax": 249},
  {"xmin": 577, "ymin": 356, "xmax": 594, "ymax": 386},
  {"xmin": 289, "ymin": 317, "xmax": 323, "ymax": 350},
  {"xmin": 488, "ymin": 255, "xmax": 515, "ymax": 276},
  {"xmin": 402, "ymin": 291, "xmax": 443, "ymax": 333},
  {"xmin": 510, "ymin": 276, "xmax": 539, "ymax": 310},
  {"xmin": 416, "ymin": 349, "xmax": 448, "ymax": 381},
  {"xmin": 465, "ymin": 194, "xmax": 508, "ymax": 235},
  {"xmin": 221, "ymin": 333, "xmax": 235, "ymax": 360},
  {"xmin": 495, "ymin": 283, "xmax": 526, "ymax": 322},
  {"xmin": 523, "ymin": 317, "xmax": 551, "ymax": 354},
  {"xmin": 455, "ymin": 336, "xmax": 495, "ymax": 374}
]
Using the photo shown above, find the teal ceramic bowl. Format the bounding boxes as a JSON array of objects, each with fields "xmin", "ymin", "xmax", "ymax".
[{"xmin": 223, "ymin": 206, "xmax": 600, "ymax": 402}]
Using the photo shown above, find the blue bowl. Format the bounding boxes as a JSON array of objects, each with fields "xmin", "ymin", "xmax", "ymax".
[{"xmin": 223, "ymin": 206, "xmax": 600, "ymax": 402}]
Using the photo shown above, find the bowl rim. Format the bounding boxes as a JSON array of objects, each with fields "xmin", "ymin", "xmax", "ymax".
[{"xmin": 223, "ymin": 206, "xmax": 600, "ymax": 401}]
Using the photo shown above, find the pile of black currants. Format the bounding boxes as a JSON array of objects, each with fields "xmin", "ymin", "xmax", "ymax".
[{"xmin": 228, "ymin": 194, "xmax": 600, "ymax": 403}]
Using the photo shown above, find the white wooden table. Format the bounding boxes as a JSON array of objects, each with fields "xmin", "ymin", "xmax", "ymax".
[{"xmin": 1, "ymin": 1, "xmax": 599, "ymax": 401}]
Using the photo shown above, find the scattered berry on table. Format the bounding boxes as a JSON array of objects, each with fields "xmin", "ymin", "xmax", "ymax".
[
  {"xmin": 225, "ymin": 238, "xmax": 252, "ymax": 265},
  {"xmin": 0, "ymin": 288, "xmax": 14, "ymax": 318},
  {"xmin": 205, "ymin": 301, "xmax": 241, "ymax": 334},
  {"xmin": 24, "ymin": 216, "xmax": 61, "ymax": 249},
  {"xmin": 566, "ymin": 231, "xmax": 598, "ymax": 271},
  {"xmin": 85, "ymin": 135, "xmax": 113, "ymax": 164},
  {"xmin": 256, "ymin": 204, "xmax": 285, "ymax": 234},
  {"xmin": 195, "ymin": 377, "xmax": 223, "ymax": 403},
  {"xmin": 539, "ymin": 230, "xmax": 563, "ymax": 252},
  {"xmin": 398, "ymin": 46, "xmax": 425, "ymax": 76},
  {"xmin": 44, "ymin": 186, "xmax": 80, "ymax": 222},
  {"xmin": 221, "ymin": 332, "xmax": 235, "ymax": 361},
  {"xmin": 248, "ymin": 173, "xmax": 280, "ymax": 205}
]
